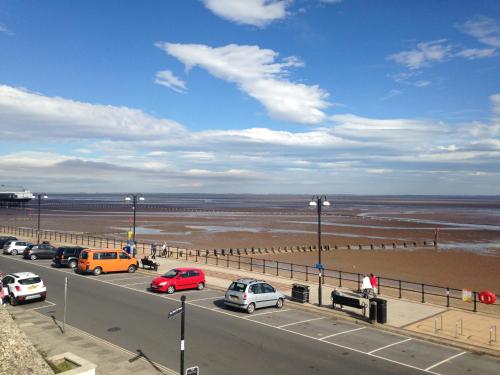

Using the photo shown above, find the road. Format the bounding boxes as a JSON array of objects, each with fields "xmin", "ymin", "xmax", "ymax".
[{"xmin": 1, "ymin": 254, "xmax": 499, "ymax": 375}]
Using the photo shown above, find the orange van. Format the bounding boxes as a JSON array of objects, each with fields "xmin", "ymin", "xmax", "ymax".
[{"xmin": 77, "ymin": 249, "xmax": 139, "ymax": 275}]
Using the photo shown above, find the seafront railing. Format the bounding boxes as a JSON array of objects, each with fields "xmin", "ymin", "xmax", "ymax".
[{"xmin": 1, "ymin": 225, "xmax": 498, "ymax": 315}]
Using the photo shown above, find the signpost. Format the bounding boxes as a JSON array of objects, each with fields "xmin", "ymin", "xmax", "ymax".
[
  {"xmin": 169, "ymin": 295, "xmax": 189, "ymax": 375},
  {"xmin": 186, "ymin": 366, "xmax": 199, "ymax": 375},
  {"xmin": 63, "ymin": 277, "xmax": 68, "ymax": 334}
]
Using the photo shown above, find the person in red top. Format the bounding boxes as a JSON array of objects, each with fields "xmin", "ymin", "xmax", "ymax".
[{"xmin": 370, "ymin": 273, "xmax": 378, "ymax": 297}]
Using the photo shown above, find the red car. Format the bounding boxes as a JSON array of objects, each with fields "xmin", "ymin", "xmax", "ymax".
[{"xmin": 150, "ymin": 268, "xmax": 206, "ymax": 294}]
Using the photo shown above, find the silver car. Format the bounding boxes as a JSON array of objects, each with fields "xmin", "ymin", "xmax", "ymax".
[
  {"xmin": 224, "ymin": 278, "xmax": 285, "ymax": 314},
  {"xmin": 3, "ymin": 240, "xmax": 30, "ymax": 255}
]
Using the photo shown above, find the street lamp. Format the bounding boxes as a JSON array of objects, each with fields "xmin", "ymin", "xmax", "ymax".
[
  {"xmin": 309, "ymin": 195, "xmax": 330, "ymax": 306},
  {"xmin": 125, "ymin": 194, "xmax": 145, "ymax": 243},
  {"xmin": 36, "ymin": 193, "xmax": 48, "ymax": 244}
]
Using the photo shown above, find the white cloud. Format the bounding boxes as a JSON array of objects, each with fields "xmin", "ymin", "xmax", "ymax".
[
  {"xmin": 0, "ymin": 24, "xmax": 8, "ymax": 33},
  {"xmin": 320, "ymin": 0, "xmax": 343, "ymax": 3},
  {"xmin": 0, "ymin": 85, "xmax": 187, "ymax": 141},
  {"xmin": 388, "ymin": 39, "xmax": 452, "ymax": 70},
  {"xmin": 201, "ymin": 0, "xmax": 290, "ymax": 27},
  {"xmin": 73, "ymin": 148, "xmax": 93, "ymax": 154},
  {"xmin": 455, "ymin": 48, "xmax": 496, "ymax": 59},
  {"xmin": 491, "ymin": 93, "xmax": 500, "ymax": 114},
  {"xmin": 460, "ymin": 16, "xmax": 500, "ymax": 48},
  {"xmin": 156, "ymin": 42, "xmax": 330, "ymax": 124},
  {"xmin": 155, "ymin": 70, "xmax": 187, "ymax": 93}
]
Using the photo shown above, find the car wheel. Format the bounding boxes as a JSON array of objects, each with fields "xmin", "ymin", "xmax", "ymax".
[
  {"xmin": 197, "ymin": 282, "xmax": 204, "ymax": 290},
  {"xmin": 9, "ymin": 296, "xmax": 18, "ymax": 306},
  {"xmin": 12, "ymin": 249, "xmax": 18, "ymax": 255},
  {"xmin": 167, "ymin": 285, "xmax": 175, "ymax": 294},
  {"xmin": 93, "ymin": 267, "xmax": 102, "ymax": 276},
  {"xmin": 68, "ymin": 260, "xmax": 77, "ymax": 269},
  {"xmin": 127, "ymin": 265, "xmax": 137, "ymax": 273},
  {"xmin": 246, "ymin": 303, "xmax": 256, "ymax": 314},
  {"xmin": 30, "ymin": 254, "xmax": 37, "ymax": 260},
  {"xmin": 276, "ymin": 298, "xmax": 284, "ymax": 309}
]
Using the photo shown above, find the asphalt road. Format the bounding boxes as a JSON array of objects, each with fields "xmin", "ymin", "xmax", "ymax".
[{"xmin": 1, "ymin": 254, "xmax": 498, "ymax": 375}]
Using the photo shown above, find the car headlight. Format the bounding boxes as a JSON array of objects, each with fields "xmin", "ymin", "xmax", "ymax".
[{"xmin": 159, "ymin": 281, "xmax": 168, "ymax": 286}]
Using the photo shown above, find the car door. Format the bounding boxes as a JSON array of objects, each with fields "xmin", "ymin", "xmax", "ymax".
[
  {"xmin": 178, "ymin": 272, "xmax": 190, "ymax": 290},
  {"xmin": 250, "ymin": 283, "xmax": 265, "ymax": 308},
  {"xmin": 261, "ymin": 283, "xmax": 278, "ymax": 307}
]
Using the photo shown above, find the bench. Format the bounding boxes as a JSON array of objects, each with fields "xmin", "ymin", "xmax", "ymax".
[
  {"xmin": 141, "ymin": 258, "xmax": 159, "ymax": 271},
  {"xmin": 331, "ymin": 293, "xmax": 367, "ymax": 316}
]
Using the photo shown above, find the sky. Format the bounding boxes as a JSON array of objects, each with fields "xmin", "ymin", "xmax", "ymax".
[{"xmin": 0, "ymin": 0, "xmax": 499, "ymax": 195}]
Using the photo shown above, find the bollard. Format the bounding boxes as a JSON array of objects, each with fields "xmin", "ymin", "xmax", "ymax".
[
  {"xmin": 455, "ymin": 319, "xmax": 463, "ymax": 338},
  {"xmin": 490, "ymin": 326, "xmax": 497, "ymax": 345},
  {"xmin": 369, "ymin": 301, "xmax": 377, "ymax": 324}
]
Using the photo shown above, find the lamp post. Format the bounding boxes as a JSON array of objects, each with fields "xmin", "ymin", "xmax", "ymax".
[
  {"xmin": 36, "ymin": 193, "xmax": 48, "ymax": 244},
  {"xmin": 309, "ymin": 195, "xmax": 330, "ymax": 306},
  {"xmin": 125, "ymin": 194, "xmax": 144, "ymax": 243}
]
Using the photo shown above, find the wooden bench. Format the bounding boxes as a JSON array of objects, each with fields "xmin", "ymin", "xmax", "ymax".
[
  {"xmin": 141, "ymin": 258, "xmax": 159, "ymax": 271},
  {"xmin": 331, "ymin": 293, "xmax": 367, "ymax": 316}
]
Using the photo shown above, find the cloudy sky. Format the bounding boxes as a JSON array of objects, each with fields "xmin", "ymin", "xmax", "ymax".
[{"xmin": 1, "ymin": 0, "xmax": 499, "ymax": 194}]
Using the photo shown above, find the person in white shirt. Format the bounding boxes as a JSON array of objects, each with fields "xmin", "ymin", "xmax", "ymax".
[{"xmin": 361, "ymin": 275, "xmax": 373, "ymax": 298}]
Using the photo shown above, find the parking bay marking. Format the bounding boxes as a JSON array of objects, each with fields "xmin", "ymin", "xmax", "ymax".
[
  {"xmin": 320, "ymin": 327, "xmax": 366, "ymax": 341},
  {"xmin": 278, "ymin": 317, "xmax": 325, "ymax": 328},
  {"xmin": 244, "ymin": 309, "xmax": 292, "ymax": 318},
  {"xmin": 189, "ymin": 295, "xmax": 224, "ymax": 303},
  {"xmin": 425, "ymin": 351, "xmax": 467, "ymax": 371},
  {"xmin": 368, "ymin": 338, "xmax": 412, "ymax": 354}
]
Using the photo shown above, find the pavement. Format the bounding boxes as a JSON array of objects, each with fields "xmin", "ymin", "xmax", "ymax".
[{"xmin": 2, "ymin": 233, "xmax": 500, "ymax": 374}]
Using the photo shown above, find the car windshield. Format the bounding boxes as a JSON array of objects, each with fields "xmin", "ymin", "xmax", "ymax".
[
  {"xmin": 228, "ymin": 282, "xmax": 246, "ymax": 292},
  {"xmin": 162, "ymin": 269, "xmax": 179, "ymax": 278},
  {"xmin": 80, "ymin": 251, "xmax": 88, "ymax": 259},
  {"xmin": 18, "ymin": 277, "xmax": 41, "ymax": 285},
  {"xmin": 55, "ymin": 248, "xmax": 64, "ymax": 256}
]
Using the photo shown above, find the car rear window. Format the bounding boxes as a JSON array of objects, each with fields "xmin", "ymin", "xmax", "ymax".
[
  {"xmin": 228, "ymin": 282, "xmax": 246, "ymax": 292},
  {"xmin": 19, "ymin": 277, "xmax": 41, "ymax": 285}
]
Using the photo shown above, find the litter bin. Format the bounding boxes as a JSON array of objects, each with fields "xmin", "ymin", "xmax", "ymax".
[
  {"xmin": 370, "ymin": 298, "xmax": 387, "ymax": 324},
  {"xmin": 369, "ymin": 300, "xmax": 377, "ymax": 323},
  {"xmin": 292, "ymin": 284, "xmax": 310, "ymax": 303}
]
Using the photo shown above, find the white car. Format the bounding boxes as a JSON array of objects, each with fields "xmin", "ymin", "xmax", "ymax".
[
  {"xmin": 3, "ymin": 240, "xmax": 30, "ymax": 255},
  {"xmin": 1, "ymin": 272, "xmax": 47, "ymax": 305}
]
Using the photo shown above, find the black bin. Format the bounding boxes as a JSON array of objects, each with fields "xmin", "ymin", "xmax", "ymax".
[
  {"xmin": 292, "ymin": 284, "xmax": 310, "ymax": 303},
  {"xmin": 369, "ymin": 300, "xmax": 377, "ymax": 322},
  {"xmin": 370, "ymin": 298, "xmax": 387, "ymax": 324}
]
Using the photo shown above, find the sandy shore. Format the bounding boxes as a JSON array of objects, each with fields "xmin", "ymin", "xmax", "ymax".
[{"xmin": 1, "ymin": 202, "xmax": 499, "ymax": 292}]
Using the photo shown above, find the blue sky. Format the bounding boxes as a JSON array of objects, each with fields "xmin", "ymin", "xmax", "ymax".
[{"xmin": 0, "ymin": 0, "xmax": 499, "ymax": 194}]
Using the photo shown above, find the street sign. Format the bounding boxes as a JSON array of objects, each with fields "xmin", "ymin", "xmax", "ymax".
[
  {"xmin": 186, "ymin": 366, "xmax": 199, "ymax": 375},
  {"xmin": 168, "ymin": 306, "xmax": 183, "ymax": 319},
  {"xmin": 314, "ymin": 263, "xmax": 324, "ymax": 269}
]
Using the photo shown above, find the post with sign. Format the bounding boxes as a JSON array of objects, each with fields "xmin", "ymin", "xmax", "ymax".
[
  {"xmin": 63, "ymin": 277, "xmax": 68, "ymax": 334},
  {"xmin": 168, "ymin": 295, "xmax": 187, "ymax": 375}
]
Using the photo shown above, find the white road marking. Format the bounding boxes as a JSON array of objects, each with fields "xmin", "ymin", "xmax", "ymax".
[
  {"xmin": 99, "ymin": 275, "xmax": 152, "ymax": 282},
  {"xmin": 244, "ymin": 309, "xmax": 292, "ymax": 318},
  {"xmin": 125, "ymin": 282, "xmax": 150, "ymax": 286},
  {"xmin": 320, "ymin": 327, "xmax": 366, "ymax": 340},
  {"xmin": 425, "ymin": 351, "xmax": 467, "ymax": 371},
  {"xmin": 22, "ymin": 300, "xmax": 56, "ymax": 311},
  {"xmin": 188, "ymin": 295, "xmax": 223, "ymax": 302},
  {"xmin": 278, "ymin": 317, "xmax": 325, "ymax": 328},
  {"xmin": 368, "ymin": 338, "xmax": 412, "ymax": 354}
]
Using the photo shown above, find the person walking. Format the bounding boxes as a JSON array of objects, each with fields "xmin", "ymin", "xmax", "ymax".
[
  {"xmin": 161, "ymin": 241, "xmax": 169, "ymax": 257},
  {"xmin": 150, "ymin": 243, "xmax": 157, "ymax": 259},
  {"xmin": 361, "ymin": 274, "xmax": 372, "ymax": 299},
  {"xmin": 370, "ymin": 273, "xmax": 378, "ymax": 297}
]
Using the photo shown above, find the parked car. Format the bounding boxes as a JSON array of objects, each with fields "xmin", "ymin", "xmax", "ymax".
[
  {"xmin": 53, "ymin": 246, "xmax": 86, "ymax": 268},
  {"xmin": 150, "ymin": 268, "xmax": 205, "ymax": 294},
  {"xmin": 1, "ymin": 272, "xmax": 47, "ymax": 305},
  {"xmin": 3, "ymin": 240, "xmax": 30, "ymax": 255},
  {"xmin": 0, "ymin": 236, "xmax": 17, "ymax": 248},
  {"xmin": 77, "ymin": 249, "xmax": 138, "ymax": 275},
  {"xmin": 23, "ymin": 243, "xmax": 57, "ymax": 260},
  {"xmin": 224, "ymin": 278, "xmax": 285, "ymax": 314}
]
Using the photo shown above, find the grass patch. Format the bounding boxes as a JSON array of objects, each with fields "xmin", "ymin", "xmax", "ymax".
[{"xmin": 47, "ymin": 358, "xmax": 78, "ymax": 373}]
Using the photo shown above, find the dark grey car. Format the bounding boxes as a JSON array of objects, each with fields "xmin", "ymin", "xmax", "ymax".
[
  {"xmin": 53, "ymin": 246, "xmax": 85, "ymax": 268},
  {"xmin": 23, "ymin": 243, "xmax": 57, "ymax": 260},
  {"xmin": 224, "ymin": 278, "xmax": 285, "ymax": 314}
]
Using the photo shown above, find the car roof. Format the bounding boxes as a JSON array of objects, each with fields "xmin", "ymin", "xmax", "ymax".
[
  {"xmin": 83, "ymin": 248, "xmax": 121, "ymax": 252},
  {"xmin": 174, "ymin": 267, "xmax": 202, "ymax": 272},
  {"xmin": 10, "ymin": 272, "xmax": 40, "ymax": 279},
  {"xmin": 234, "ymin": 278, "xmax": 265, "ymax": 284}
]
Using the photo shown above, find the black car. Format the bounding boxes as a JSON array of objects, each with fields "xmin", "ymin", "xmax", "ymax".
[
  {"xmin": 53, "ymin": 246, "xmax": 85, "ymax": 268},
  {"xmin": 23, "ymin": 243, "xmax": 57, "ymax": 260},
  {"xmin": 0, "ymin": 236, "xmax": 17, "ymax": 248}
]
